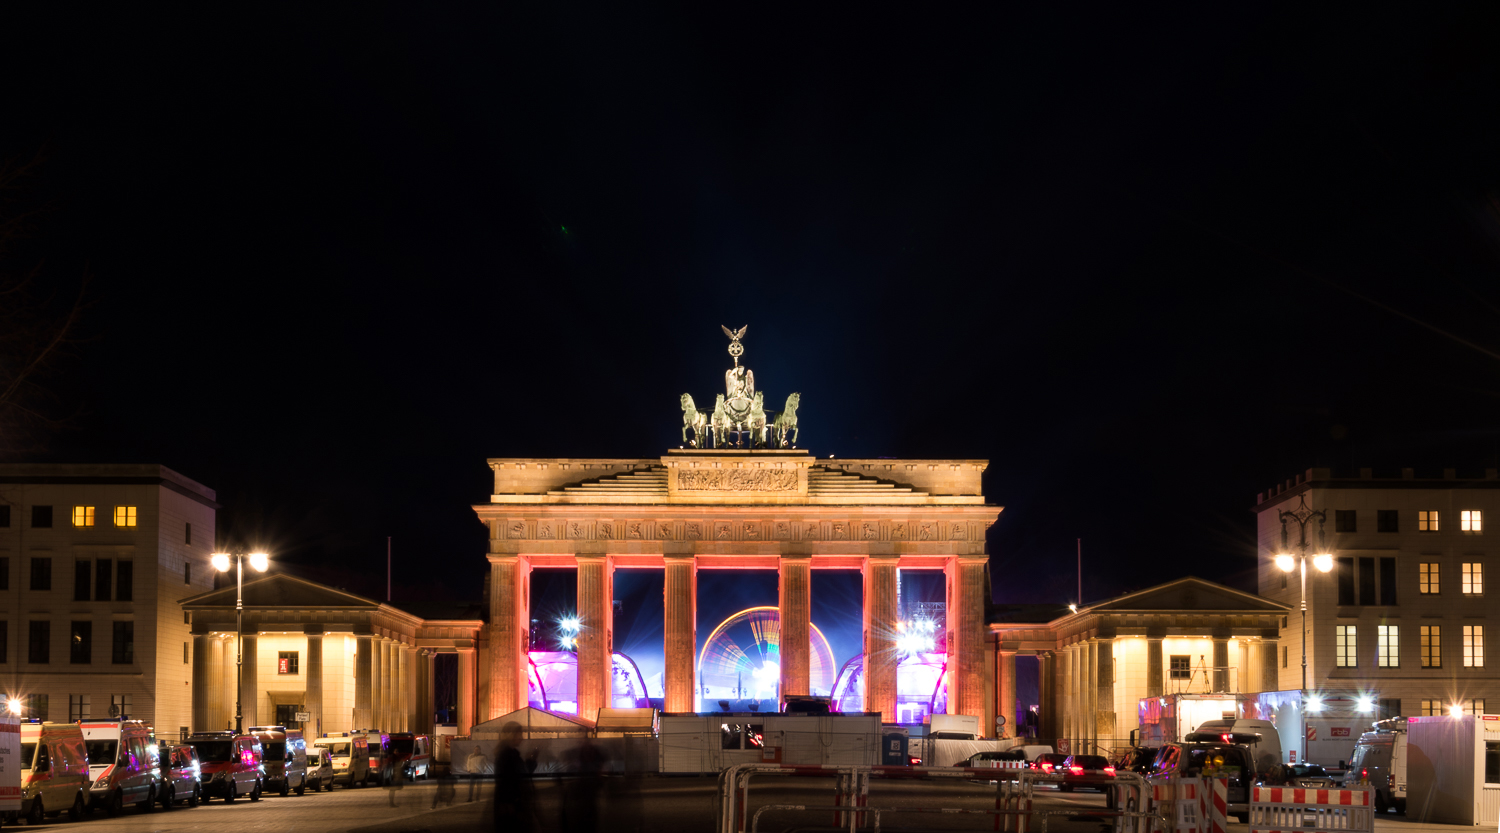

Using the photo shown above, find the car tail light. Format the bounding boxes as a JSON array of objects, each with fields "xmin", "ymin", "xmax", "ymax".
[
  {"xmin": 1069, "ymin": 766, "xmax": 1084, "ymax": 775},
  {"xmin": 1040, "ymin": 762, "xmax": 1053, "ymax": 773},
  {"xmin": 1360, "ymin": 768, "xmax": 1367, "ymax": 782},
  {"xmin": 1104, "ymin": 766, "xmax": 1116, "ymax": 776}
]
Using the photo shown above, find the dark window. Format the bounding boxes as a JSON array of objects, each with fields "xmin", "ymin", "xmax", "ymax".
[
  {"xmin": 1169, "ymin": 655, "xmax": 1191, "ymax": 680},
  {"xmin": 183, "ymin": 560, "xmax": 191, "ymax": 584},
  {"xmin": 1486, "ymin": 741, "xmax": 1500, "ymax": 785},
  {"xmin": 95, "ymin": 559, "xmax": 111, "ymax": 601},
  {"xmin": 116, "ymin": 561, "xmax": 132, "ymax": 601},
  {"xmin": 0, "ymin": 505, "xmax": 10, "ymax": 527},
  {"xmin": 73, "ymin": 560, "xmax": 90, "ymax": 601},
  {"xmin": 183, "ymin": 642, "xmax": 188, "ymax": 664},
  {"xmin": 0, "ymin": 621, "xmax": 8, "ymax": 663},
  {"xmin": 1336, "ymin": 510, "xmax": 1357, "ymax": 533},
  {"xmin": 1378, "ymin": 510, "xmax": 1399, "ymax": 533},
  {"xmin": 1281, "ymin": 571, "xmax": 1288, "ymax": 590},
  {"xmin": 111, "ymin": 621, "xmax": 134, "ymax": 664},
  {"xmin": 1380, "ymin": 699, "xmax": 1402, "ymax": 721},
  {"xmin": 1359, "ymin": 557, "xmax": 1376, "ymax": 604},
  {"xmin": 28, "ymin": 621, "xmax": 49, "ymax": 664},
  {"xmin": 69, "ymin": 621, "xmax": 91, "ymax": 664},
  {"xmin": 30, "ymin": 506, "xmax": 51, "ymax": 528},
  {"xmin": 24, "ymin": 695, "xmax": 46, "ymax": 721},
  {"xmin": 1337, "ymin": 556, "xmax": 1355, "ymax": 605},
  {"xmin": 29, "ymin": 557, "xmax": 50, "ymax": 591},
  {"xmin": 185, "ymin": 522, "xmax": 191, "ymax": 545},
  {"xmin": 0, "ymin": 557, "xmax": 8, "ymax": 590},
  {"xmin": 278, "ymin": 651, "xmax": 299, "ymax": 674},
  {"xmin": 1379, "ymin": 557, "xmax": 1397, "ymax": 605}
]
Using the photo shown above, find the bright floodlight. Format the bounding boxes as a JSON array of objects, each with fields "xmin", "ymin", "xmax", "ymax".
[
  {"xmin": 1449, "ymin": 703, "xmax": 1465, "ymax": 718},
  {"xmin": 6, "ymin": 698, "xmax": 21, "ymax": 715},
  {"xmin": 211, "ymin": 553, "xmax": 231, "ymax": 572},
  {"xmin": 249, "ymin": 552, "xmax": 269, "ymax": 572},
  {"xmin": 1274, "ymin": 554, "xmax": 1296, "ymax": 573},
  {"xmin": 1356, "ymin": 697, "xmax": 1374, "ymax": 714},
  {"xmin": 1068, "ymin": 604, "xmax": 1078, "ymax": 614},
  {"xmin": 1306, "ymin": 695, "xmax": 1323, "ymax": 713},
  {"xmin": 560, "ymin": 617, "xmax": 581, "ymax": 633},
  {"xmin": 1313, "ymin": 554, "xmax": 1334, "ymax": 573}
]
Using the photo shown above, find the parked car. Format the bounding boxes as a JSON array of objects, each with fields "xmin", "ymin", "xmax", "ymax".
[
  {"xmin": 1342, "ymin": 722, "xmax": 1407, "ymax": 813},
  {"xmin": 307, "ymin": 746, "xmax": 335, "ymax": 792},
  {"xmin": 1188, "ymin": 719, "xmax": 1283, "ymax": 775},
  {"xmin": 81, "ymin": 718, "xmax": 163, "ymax": 815},
  {"xmin": 313, "ymin": 732, "xmax": 371, "ymax": 788},
  {"xmin": 1032, "ymin": 752, "xmax": 1070, "ymax": 774},
  {"xmin": 184, "ymin": 732, "xmax": 264, "ymax": 803},
  {"xmin": 159, "ymin": 744, "xmax": 203, "ymax": 807},
  {"xmin": 1150, "ymin": 742, "xmax": 1256, "ymax": 822},
  {"xmin": 387, "ymin": 733, "xmax": 432, "ymax": 781},
  {"xmin": 360, "ymin": 731, "xmax": 393, "ymax": 785},
  {"xmin": 1283, "ymin": 763, "xmax": 1338, "ymax": 788},
  {"xmin": 20, "ymin": 720, "xmax": 90, "ymax": 824},
  {"xmin": 249, "ymin": 726, "xmax": 310, "ymax": 796},
  {"xmin": 1058, "ymin": 754, "xmax": 1116, "ymax": 793}
]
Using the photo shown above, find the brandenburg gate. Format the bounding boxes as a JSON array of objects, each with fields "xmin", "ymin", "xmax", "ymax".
[{"xmin": 472, "ymin": 327, "xmax": 1002, "ymax": 732}]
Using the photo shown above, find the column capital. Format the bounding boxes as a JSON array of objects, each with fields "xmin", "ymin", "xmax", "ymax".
[
  {"xmin": 487, "ymin": 554, "xmax": 529, "ymax": 566},
  {"xmin": 950, "ymin": 554, "xmax": 989, "ymax": 567},
  {"xmin": 304, "ymin": 625, "xmax": 326, "ymax": 636},
  {"xmin": 575, "ymin": 553, "xmax": 611, "ymax": 565},
  {"xmin": 779, "ymin": 550, "xmax": 813, "ymax": 562},
  {"xmin": 662, "ymin": 553, "xmax": 697, "ymax": 565}
]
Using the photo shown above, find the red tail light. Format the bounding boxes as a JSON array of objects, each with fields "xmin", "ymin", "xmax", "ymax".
[
  {"xmin": 1041, "ymin": 762, "xmax": 1054, "ymax": 773},
  {"xmin": 1069, "ymin": 766, "xmax": 1084, "ymax": 775},
  {"xmin": 1361, "ymin": 768, "xmax": 1367, "ymax": 780},
  {"xmin": 1104, "ymin": 766, "xmax": 1116, "ymax": 776}
]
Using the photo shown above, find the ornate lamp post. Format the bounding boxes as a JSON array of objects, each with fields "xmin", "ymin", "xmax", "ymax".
[
  {"xmin": 212, "ymin": 551, "xmax": 269, "ymax": 733},
  {"xmin": 1274, "ymin": 496, "xmax": 1332, "ymax": 761}
]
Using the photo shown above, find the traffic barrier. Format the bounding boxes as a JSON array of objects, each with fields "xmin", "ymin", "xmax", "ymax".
[
  {"xmin": 1249, "ymin": 785, "xmax": 1371, "ymax": 833},
  {"xmin": 1145, "ymin": 777, "xmax": 1233, "ymax": 833}
]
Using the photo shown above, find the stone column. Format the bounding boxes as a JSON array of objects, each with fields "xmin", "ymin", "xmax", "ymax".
[
  {"xmin": 209, "ymin": 636, "xmax": 226, "ymax": 730},
  {"xmin": 399, "ymin": 645, "xmax": 412, "ymax": 731},
  {"xmin": 457, "ymin": 647, "xmax": 476, "ymax": 736},
  {"xmin": 1095, "ymin": 638, "xmax": 1115, "ymax": 746},
  {"xmin": 354, "ymin": 636, "xmax": 373, "ymax": 729},
  {"xmin": 778, "ymin": 553, "xmax": 812, "ymax": 700},
  {"xmin": 1085, "ymin": 640, "xmax": 1098, "ymax": 752},
  {"xmin": 576, "ymin": 556, "xmax": 614, "ymax": 722},
  {"xmin": 1212, "ymin": 638, "xmax": 1230, "ymax": 693},
  {"xmin": 192, "ymin": 635, "xmax": 213, "ymax": 732},
  {"xmin": 488, "ymin": 555, "xmax": 532, "ymax": 717},
  {"xmin": 1039, "ymin": 652, "xmax": 1055, "ymax": 741},
  {"xmin": 384, "ymin": 640, "xmax": 398, "ymax": 729},
  {"xmin": 861, "ymin": 555, "xmax": 899, "ymax": 723},
  {"xmin": 239, "ymin": 634, "xmax": 258, "ymax": 730},
  {"xmin": 945, "ymin": 556, "xmax": 988, "ymax": 733},
  {"xmin": 999, "ymin": 650, "xmax": 1017, "ymax": 739},
  {"xmin": 663, "ymin": 554, "xmax": 697, "ymax": 713},
  {"xmin": 1050, "ymin": 649, "xmax": 1065, "ymax": 746},
  {"xmin": 1260, "ymin": 639, "xmax": 1279, "ymax": 692},
  {"xmin": 220, "ymin": 636, "xmax": 235, "ymax": 730},
  {"xmin": 1147, "ymin": 637, "xmax": 1164, "ymax": 698},
  {"xmin": 1068, "ymin": 645, "xmax": 1080, "ymax": 750},
  {"xmin": 306, "ymin": 632, "xmax": 324, "ymax": 738},
  {"xmin": 423, "ymin": 651, "xmax": 437, "ymax": 732}
]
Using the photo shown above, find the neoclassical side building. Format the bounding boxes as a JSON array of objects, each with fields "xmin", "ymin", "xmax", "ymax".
[{"xmin": 474, "ymin": 449, "xmax": 1002, "ymax": 732}]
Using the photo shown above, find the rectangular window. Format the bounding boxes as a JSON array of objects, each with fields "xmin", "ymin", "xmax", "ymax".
[
  {"xmin": 0, "ymin": 505, "xmax": 9, "ymax": 527},
  {"xmin": 183, "ymin": 642, "xmax": 188, "ymax": 664},
  {"xmin": 29, "ymin": 557, "xmax": 50, "ymax": 591},
  {"xmin": 1470, "ymin": 699, "xmax": 1487, "ymax": 717},
  {"xmin": 1378, "ymin": 625, "xmax": 1399, "ymax": 667},
  {"xmin": 1380, "ymin": 557, "xmax": 1397, "ymax": 605},
  {"xmin": 1422, "ymin": 699, "xmax": 1443, "ymax": 717},
  {"xmin": 1283, "ymin": 646, "xmax": 1288, "ymax": 668},
  {"xmin": 1336, "ymin": 625, "xmax": 1357, "ymax": 667},
  {"xmin": 0, "ymin": 621, "xmax": 7, "ymax": 663},
  {"xmin": 27, "ymin": 621, "xmax": 49, "ymax": 664},
  {"xmin": 1379, "ymin": 698, "xmax": 1402, "ymax": 720},
  {"xmin": 73, "ymin": 560, "xmax": 90, "ymax": 601},
  {"xmin": 1281, "ymin": 571, "xmax": 1288, "ymax": 590},
  {"xmin": 110, "ymin": 694, "xmax": 131, "ymax": 719},
  {"xmin": 1419, "ymin": 510, "xmax": 1440, "ymax": 532},
  {"xmin": 1490, "ymin": 741, "xmax": 1500, "ymax": 785},
  {"xmin": 111, "ymin": 621, "xmax": 133, "ymax": 664},
  {"xmin": 185, "ymin": 522, "xmax": 191, "ymax": 545},
  {"xmin": 0, "ymin": 557, "xmax": 8, "ymax": 591},
  {"xmin": 1358, "ymin": 557, "xmax": 1376, "ymax": 604},
  {"xmin": 94, "ymin": 559, "xmax": 111, "ymax": 601},
  {"xmin": 183, "ymin": 560, "xmax": 191, "ymax": 585},
  {"xmin": 1465, "ymin": 625, "xmax": 1485, "ymax": 668},
  {"xmin": 1336, "ymin": 509, "xmax": 1357, "ymax": 533},
  {"xmin": 31, "ymin": 506, "xmax": 52, "ymax": 528},
  {"xmin": 116, "ymin": 561, "xmax": 132, "ymax": 601},
  {"xmin": 1463, "ymin": 510, "xmax": 1484, "ymax": 532},
  {"xmin": 71, "ymin": 506, "xmax": 94, "ymax": 527},
  {"xmin": 278, "ymin": 651, "xmax": 299, "ymax": 674},
  {"xmin": 1378, "ymin": 510, "xmax": 1399, "ymax": 532},
  {"xmin": 1337, "ymin": 557, "xmax": 1355, "ymax": 605},
  {"xmin": 1463, "ymin": 562, "xmax": 1484, "ymax": 595},
  {"xmin": 1421, "ymin": 625, "xmax": 1442, "ymax": 668},
  {"xmin": 68, "ymin": 694, "xmax": 89, "ymax": 722},
  {"xmin": 24, "ymin": 695, "xmax": 46, "ymax": 721},
  {"xmin": 1169, "ymin": 655, "xmax": 1191, "ymax": 680},
  {"xmin": 69, "ymin": 621, "xmax": 90, "ymax": 664},
  {"xmin": 1420, "ymin": 562, "xmax": 1440, "ymax": 594},
  {"xmin": 113, "ymin": 506, "xmax": 136, "ymax": 527}
]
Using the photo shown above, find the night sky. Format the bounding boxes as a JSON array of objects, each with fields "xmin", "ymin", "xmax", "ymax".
[{"xmin": 6, "ymin": 6, "xmax": 1500, "ymax": 673}]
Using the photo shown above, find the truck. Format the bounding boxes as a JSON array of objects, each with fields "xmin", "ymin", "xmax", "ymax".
[
  {"xmin": 658, "ymin": 712, "xmax": 880, "ymax": 773},
  {"xmin": 1404, "ymin": 714, "xmax": 1500, "ymax": 826},
  {"xmin": 1138, "ymin": 689, "xmax": 1370, "ymax": 768},
  {"xmin": 1342, "ymin": 717, "xmax": 1406, "ymax": 813}
]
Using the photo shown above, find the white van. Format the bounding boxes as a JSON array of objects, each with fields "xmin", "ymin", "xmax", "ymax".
[
  {"xmin": 1188, "ymin": 718, "xmax": 1283, "ymax": 776},
  {"xmin": 1342, "ymin": 725, "xmax": 1405, "ymax": 813}
]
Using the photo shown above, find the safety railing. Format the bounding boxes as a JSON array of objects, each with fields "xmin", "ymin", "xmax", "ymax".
[{"xmin": 1249, "ymin": 785, "xmax": 1372, "ymax": 833}]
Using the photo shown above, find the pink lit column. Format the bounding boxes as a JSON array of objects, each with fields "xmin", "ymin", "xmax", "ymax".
[
  {"xmin": 576, "ymin": 555, "xmax": 615, "ymax": 722},
  {"xmin": 488, "ymin": 554, "xmax": 532, "ymax": 717},
  {"xmin": 456, "ymin": 646, "xmax": 476, "ymax": 736},
  {"xmin": 663, "ymin": 553, "xmax": 697, "ymax": 713},
  {"xmin": 862, "ymin": 554, "xmax": 899, "ymax": 723},
  {"xmin": 778, "ymin": 552, "xmax": 812, "ymax": 699},
  {"xmin": 946, "ymin": 555, "xmax": 988, "ymax": 734},
  {"xmin": 999, "ymin": 649, "xmax": 1017, "ymax": 738}
]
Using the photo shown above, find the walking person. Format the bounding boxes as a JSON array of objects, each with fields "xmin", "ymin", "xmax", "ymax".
[
  {"xmin": 493, "ymin": 722, "xmax": 538, "ymax": 833},
  {"xmin": 385, "ymin": 759, "xmax": 406, "ymax": 808}
]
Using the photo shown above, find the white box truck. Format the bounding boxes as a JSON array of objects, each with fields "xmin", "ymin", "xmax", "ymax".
[
  {"xmin": 1138, "ymin": 689, "xmax": 1371, "ymax": 767},
  {"xmin": 1405, "ymin": 714, "xmax": 1500, "ymax": 826}
]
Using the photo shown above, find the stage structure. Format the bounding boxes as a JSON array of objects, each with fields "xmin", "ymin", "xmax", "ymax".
[{"xmin": 473, "ymin": 327, "xmax": 1001, "ymax": 731}]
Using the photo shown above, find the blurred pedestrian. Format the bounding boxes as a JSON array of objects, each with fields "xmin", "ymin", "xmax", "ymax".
[
  {"xmin": 493, "ymin": 722, "xmax": 538, "ymax": 833},
  {"xmin": 466, "ymin": 746, "xmax": 488, "ymax": 800},
  {"xmin": 385, "ymin": 760, "xmax": 406, "ymax": 807},
  {"xmin": 431, "ymin": 767, "xmax": 457, "ymax": 809}
]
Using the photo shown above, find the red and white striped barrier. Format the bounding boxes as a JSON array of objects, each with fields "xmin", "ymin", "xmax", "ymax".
[
  {"xmin": 1146, "ymin": 777, "xmax": 1230, "ymax": 833},
  {"xmin": 1250, "ymin": 785, "xmax": 1372, "ymax": 833}
]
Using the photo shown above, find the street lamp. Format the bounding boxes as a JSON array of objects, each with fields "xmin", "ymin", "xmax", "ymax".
[
  {"xmin": 212, "ymin": 551, "xmax": 269, "ymax": 733},
  {"xmin": 1274, "ymin": 495, "xmax": 1333, "ymax": 693}
]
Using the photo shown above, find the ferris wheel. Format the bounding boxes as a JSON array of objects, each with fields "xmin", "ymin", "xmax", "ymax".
[{"xmin": 697, "ymin": 606, "xmax": 837, "ymax": 708}]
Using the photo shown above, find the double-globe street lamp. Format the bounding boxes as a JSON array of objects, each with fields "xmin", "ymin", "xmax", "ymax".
[
  {"xmin": 212, "ymin": 551, "xmax": 269, "ymax": 734},
  {"xmin": 1274, "ymin": 495, "xmax": 1333, "ymax": 764}
]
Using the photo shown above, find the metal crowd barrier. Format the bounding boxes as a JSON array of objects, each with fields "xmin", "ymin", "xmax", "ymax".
[{"xmin": 1249, "ymin": 786, "xmax": 1372, "ymax": 833}]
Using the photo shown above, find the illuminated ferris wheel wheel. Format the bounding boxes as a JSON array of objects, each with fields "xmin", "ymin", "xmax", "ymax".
[{"xmin": 697, "ymin": 606, "xmax": 837, "ymax": 709}]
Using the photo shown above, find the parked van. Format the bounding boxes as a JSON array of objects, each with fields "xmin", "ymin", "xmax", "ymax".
[
  {"xmin": 387, "ymin": 733, "xmax": 432, "ymax": 781},
  {"xmin": 184, "ymin": 732, "xmax": 264, "ymax": 803},
  {"xmin": 312, "ymin": 732, "xmax": 371, "ymax": 788},
  {"xmin": 360, "ymin": 731, "xmax": 393, "ymax": 784},
  {"xmin": 1342, "ymin": 720, "xmax": 1406, "ymax": 813},
  {"xmin": 20, "ymin": 720, "xmax": 90, "ymax": 823},
  {"xmin": 249, "ymin": 726, "xmax": 310, "ymax": 796},
  {"xmin": 81, "ymin": 718, "xmax": 162, "ymax": 815},
  {"xmin": 1189, "ymin": 718, "xmax": 1284, "ymax": 775}
]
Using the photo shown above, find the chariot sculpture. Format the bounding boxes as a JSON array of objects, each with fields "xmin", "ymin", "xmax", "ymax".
[{"xmin": 676, "ymin": 326, "xmax": 801, "ymax": 448}]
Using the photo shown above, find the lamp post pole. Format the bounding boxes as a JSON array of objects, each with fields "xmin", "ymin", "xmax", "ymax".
[
  {"xmin": 214, "ymin": 552, "xmax": 269, "ymax": 735},
  {"xmin": 1275, "ymin": 495, "xmax": 1332, "ymax": 763}
]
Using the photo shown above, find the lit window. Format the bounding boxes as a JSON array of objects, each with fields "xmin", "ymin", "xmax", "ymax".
[
  {"xmin": 1463, "ymin": 562, "xmax": 1484, "ymax": 595},
  {"xmin": 1168, "ymin": 655, "xmax": 1191, "ymax": 680},
  {"xmin": 1465, "ymin": 625, "xmax": 1484, "ymax": 668},
  {"xmin": 1419, "ymin": 563, "xmax": 1440, "ymax": 594},
  {"xmin": 113, "ymin": 506, "xmax": 137, "ymax": 527},
  {"xmin": 278, "ymin": 651, "xmax": 300, "ymax": 675},
  {"xmin": 1336, "ymin": 625, "xmax": 1357, "ymax": 667},
  {"xmin": 1378, "ymin": 625, "xmax": 1399, "ymax": 668},
  {"xmin": 1462, "ymin": 510, "xmax": 1483, "ymax": 532},
  {"xmin": 72, "ymin": 506, "xmax": 94, "ymax": 527},
  {"xmin": 1421, "ymin": 699, "xmax": 1442, "ymax": 717},
  {"xmin": 1421, "ymin": 625, "xmax": 1442, "ymax": 668},
  {"xmin": 1467, "ymin": 699, "xmax": 1486, "ymax": 716},
  {"xmin": 1419, "ymin": 511, "xmax": 1440, "ymax": 532}
]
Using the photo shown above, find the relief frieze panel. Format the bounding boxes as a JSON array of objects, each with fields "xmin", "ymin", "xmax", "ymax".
[
  {"xmin": 494, "ymin": 516, "xmax": 976, "ymax": 544},
  {"xmin": 678, "ymin": 469, "xmax": 798, "ymax": 492}
]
